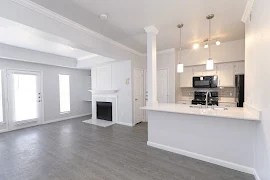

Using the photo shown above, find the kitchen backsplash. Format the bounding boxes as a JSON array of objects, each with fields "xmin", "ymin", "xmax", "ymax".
[{"xmin": 180, "ymin": 87, "xmax": 235, "ymax": 98}]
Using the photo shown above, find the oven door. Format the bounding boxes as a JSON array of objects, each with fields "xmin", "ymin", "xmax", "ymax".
[{"xmin": 193, "ymin": 77, "xmax": 211, "ymax": 88}]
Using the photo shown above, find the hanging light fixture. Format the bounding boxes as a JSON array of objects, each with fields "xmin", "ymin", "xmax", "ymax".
[
  {"xmin": 206, "ymin": 14, "xmax": 214, "ymax": 70},
  {"xmin": 177, "ymin": 24, "xmax": 184, "ymax": 73}
]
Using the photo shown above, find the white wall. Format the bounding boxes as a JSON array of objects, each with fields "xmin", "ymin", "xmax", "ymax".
[
  {"xmin": 181, "ymin": 39, "xmax": 245, "ymax": 66},
  {"xmin": 245, "ymin": 0, "xmax": 270, "ymax": 179},
  {"xmin": 157, "ymin": 50, "xmax": 177, "ymax": 103},
  {"xmin": 91, "ymin": 61, "xmax": 133, "ymax": 125},
  {"xmin": 0, "ymin": 58, "xmax": 91, "ymax": 132}
]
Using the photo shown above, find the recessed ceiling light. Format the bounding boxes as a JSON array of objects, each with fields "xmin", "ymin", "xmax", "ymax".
[
  {"xmin": 216, "ymin": 41, "xmax": 221, "ymax": 46},
  {"xmin": 193, "ymin": 43, "xmax": 199, "ymax": 49},
  {"xmin": 204, "ymin": 44, "xmax": 209, "ymax": 48},
  {"xmin": 100, "ymin": 14, "xmax": 108, "ymax": 20}
]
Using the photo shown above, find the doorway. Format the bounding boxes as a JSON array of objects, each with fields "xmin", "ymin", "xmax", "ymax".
[{"xmin": 6, "ymin": 69, "xmax": 43, "ymax": 130}]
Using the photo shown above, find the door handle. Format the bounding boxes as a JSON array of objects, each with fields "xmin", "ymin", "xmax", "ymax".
[{"xmin": 135, "ymin": 99, "xmax": 138, "ymax": 101}]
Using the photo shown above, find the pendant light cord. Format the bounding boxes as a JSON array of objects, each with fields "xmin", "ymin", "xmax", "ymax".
[
  {"xmin": 179, "ymin": 27, "xmax": 182, "ymax": 64},
  {"xmin": 209, "ymin": 18, "xmax": 212, "ymax": 59}
]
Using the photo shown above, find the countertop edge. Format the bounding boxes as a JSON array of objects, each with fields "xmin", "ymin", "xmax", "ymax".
[{"xmin": 141, "ymin": 106, "xmax": 260, "ymax": 122}]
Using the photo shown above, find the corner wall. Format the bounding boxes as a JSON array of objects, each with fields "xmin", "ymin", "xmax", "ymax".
[{"xmin": 245, "ymin": 0, "xmax": 270, "ymax": 179}]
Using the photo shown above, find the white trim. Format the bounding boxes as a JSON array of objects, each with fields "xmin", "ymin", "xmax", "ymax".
[
  {"xmin": 43, "ymin": 113, "xmax": 91, "ymax": 125},
  {"xmin": 244, "ymin": 103, "xmax": 261, "ymax": 120},
  {"xmin": 11, "ymin": 0, "xmax": 144, "ymax": 57},
  {"xmin": 116, "ymin": 121, "xmax": 134, "ymax": 127},
  {"xmin": 252, "ymin": 169, "xmax": 261, "ymax": 180},
  {"xmin": 241, "ymin": 0, "xmax": 255, "ymax": 23},
  {"xmin": 147, "ymin": 141, "xmax": 255, "ymax": 175},
  {"xmin": 77, "ymin": 54, "xmax": 99, "ymax": 61}
]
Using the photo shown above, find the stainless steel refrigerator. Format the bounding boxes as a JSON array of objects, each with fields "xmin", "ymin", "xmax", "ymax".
[{"xmin": 235, "ymin": 75, "xmax": 244, "ymax": 107}]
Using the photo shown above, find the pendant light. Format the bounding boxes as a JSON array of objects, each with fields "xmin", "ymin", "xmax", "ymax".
[
  {"xmin": 177, "ymin": 24, "xmax": 184, "ymax": 73},
  {"xmin": 206, "ymin": 14, "xmax": 214, "ymax": 70}
]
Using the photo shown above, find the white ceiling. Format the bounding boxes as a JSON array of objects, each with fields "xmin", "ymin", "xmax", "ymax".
[
  {"xmin": 0, "ymin": 17, "xmax": 97, "ymax": 60},
  {"xmin": 30, "ymin": 0, "xmax": 247, "ymax": 53}
]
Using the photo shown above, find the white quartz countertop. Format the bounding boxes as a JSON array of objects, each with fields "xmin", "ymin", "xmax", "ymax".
[{"xmin": 141, "ymin": 103, "xmax": 260, "ymax": 121}]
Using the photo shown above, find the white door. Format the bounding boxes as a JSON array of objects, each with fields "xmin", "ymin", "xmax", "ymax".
[
  {"xmin": 133, "ymin": 69, "xmax": 144, "ymax": 124},
  {"xmin": 157, "ymin": 69, "xmax": 168, "ymax": 103},
  {"xmin": 7, "ymin": 70, "xmax": 43, "ymax": 130}
]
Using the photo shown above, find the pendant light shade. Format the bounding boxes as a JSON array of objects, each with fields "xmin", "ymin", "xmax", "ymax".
[
  {"xmin": 177, "ymin": 24, "xmax": 184, "ymax": 73},
  {"xmin": 206, "ymin": 58, "xmax": 214, "ymax": 70},
  {"xmin": 177, "ymin": 63, "xmax": 184, "ymax": 73},
  {"xmin": 206, "ymin": 14, "xmax": 214, "ymax": 70}
]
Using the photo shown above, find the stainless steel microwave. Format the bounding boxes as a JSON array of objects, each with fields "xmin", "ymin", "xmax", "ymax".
[{"xmin": 193, "ymin": 76, "xmax": 218, "ymax": 88}]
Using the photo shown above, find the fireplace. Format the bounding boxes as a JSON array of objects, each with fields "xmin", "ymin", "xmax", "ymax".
[{"xmin": 97, "ymin": 102, "xmax": 112, "ymax": 121}]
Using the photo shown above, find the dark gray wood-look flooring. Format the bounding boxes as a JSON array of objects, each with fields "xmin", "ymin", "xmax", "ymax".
[{"xmin": 0, "ymin": 116, "xmax": 255, "ymax": 180}]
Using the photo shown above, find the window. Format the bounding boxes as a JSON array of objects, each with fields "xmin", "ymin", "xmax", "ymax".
[
  {"xmin": 0, "ymin": 71, "xmax": 3, "ymax": 123},
  {"xmin": 59, "ymin": 74, "xmax": 70, "ymax": 113}
]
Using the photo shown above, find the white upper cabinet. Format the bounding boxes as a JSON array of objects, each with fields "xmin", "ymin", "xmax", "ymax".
[
  {"xmin": 217, "ymin": 63, "xmax": 235, "ymax": 87},
  {"xmin": 180, "ymin": 67, "xmax": 193, "ymax": 87},
  {"xmin": 193, "ymin": 66, "xmax": 204, "ymax": 76},
  {"xmin": 234, "ymin": 61, "xmax": 245, "ymax": 75}
]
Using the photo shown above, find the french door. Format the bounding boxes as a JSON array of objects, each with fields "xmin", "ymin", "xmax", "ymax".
[{"xmin": 7, "ymin": 70, "xmax": 43, "ymax": 130}]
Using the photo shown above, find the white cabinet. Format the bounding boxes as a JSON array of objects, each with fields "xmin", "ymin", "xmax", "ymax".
[
  {"xmin": 217, "ymin": 63, "xmax": 235, "ymax": 87},
  {"xmin": 193, "ymin": 66, "xmax": 204, "ymax": 76},
  {"xmin": 180, "ymin": 67, "xmax": 193, "ymax": 87},
  {"xmin": 234, "ymin": 61, "xmax": 245, "ymax": 75}
]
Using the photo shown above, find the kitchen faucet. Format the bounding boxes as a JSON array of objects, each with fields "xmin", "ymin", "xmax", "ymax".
[{"xmin": 205, "ymin": 91, "xmax": 211, "ymax": 108}]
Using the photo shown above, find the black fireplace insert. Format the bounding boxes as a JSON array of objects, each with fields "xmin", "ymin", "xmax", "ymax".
[{"xmin": 97, "ymin": 102, "xmax": 112, "ymax": 121}]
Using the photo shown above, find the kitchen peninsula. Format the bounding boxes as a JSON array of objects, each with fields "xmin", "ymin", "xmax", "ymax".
[{"xmin": 141, "ymin": 103, "xmax": 260, "ymax": 174}]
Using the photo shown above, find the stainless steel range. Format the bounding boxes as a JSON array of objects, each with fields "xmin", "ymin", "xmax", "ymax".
[{"xmin": 191, "ymin": 91, "xmax": 219, "ymax": 106}]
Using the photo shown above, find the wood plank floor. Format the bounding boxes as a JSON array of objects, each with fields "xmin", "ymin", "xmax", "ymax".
[{"xmin": 0, "ymin": 116, "xmax": 255, "ymax": 180}]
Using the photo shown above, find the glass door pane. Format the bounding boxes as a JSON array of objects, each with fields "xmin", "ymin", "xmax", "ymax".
[
  {"xmin": 13, "ymin": 74, "xmax": 38, "ymax": 122},
  {"xmin": 7, "ymin": 70, "xmax": 42, "ymax": 130}
]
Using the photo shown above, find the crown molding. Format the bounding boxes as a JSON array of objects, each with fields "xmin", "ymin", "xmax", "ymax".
[
  {"xmin": 241, "ymin": 0, "xmax": 255, "ymax": 23},
  {"xmin": 11, "ymin": 0, "xmax": 144, "ymax": 56}
]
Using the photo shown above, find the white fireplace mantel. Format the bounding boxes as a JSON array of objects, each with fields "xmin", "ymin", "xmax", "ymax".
[{"xmin": 89, "ymin": 90, "xmax": 118, "ymax": 94}]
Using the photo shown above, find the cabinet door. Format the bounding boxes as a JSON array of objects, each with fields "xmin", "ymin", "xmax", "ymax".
[
  {"xmin": 217, "ymin": 63, "xmax": 234, "ymax": 87},
  {"xmin": 193, "ymin": 66, "xmax": 204, "ymax": 76},
  {"xmin": 180, "ymin": 67, "xmax": 193, "ymax": 87},
  {"xmin": 234, "ymin": 61, "xmax": 245, "ymax": 75}
]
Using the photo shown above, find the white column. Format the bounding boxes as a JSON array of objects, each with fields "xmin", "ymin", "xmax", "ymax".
[{"xmin": 144, "ymin": 26, "xmax": 159, "ymax": 106}]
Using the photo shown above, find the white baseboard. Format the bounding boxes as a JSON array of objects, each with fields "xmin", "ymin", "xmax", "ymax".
[
  {"xmin": 116, "ymin": 121, "xmax": 134, "ymax": 127},
  {"xmin": 43, "ymin": 113, "xmax": 92, "ymax": 125},
  {"xmin": 147, "ymin": 141, "xmax": 255, "ymax": 175}
]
